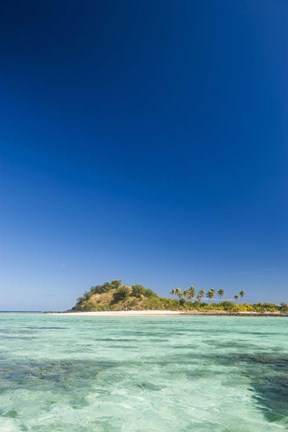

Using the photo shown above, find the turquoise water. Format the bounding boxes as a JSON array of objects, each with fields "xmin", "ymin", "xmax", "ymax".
[{"xmin": 0, "ymin": 314, "xmax": 287, "ymax": 431}]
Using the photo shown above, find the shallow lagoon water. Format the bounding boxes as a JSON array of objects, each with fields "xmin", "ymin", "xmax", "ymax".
[{"xmin": 0, "ymin": 314, "xmax": 287, "ymax": 431}]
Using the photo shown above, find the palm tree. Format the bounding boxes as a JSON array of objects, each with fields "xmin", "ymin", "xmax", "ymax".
[
  {"xmin": 239, "ymin": 290, "xmax": 245, "ymax": 301},
  {"xmin": 174, "ymin": 288, "xmax": 183, "ymax": 299},
  {"xmin": 217, "ymin": 288, "xmax": 225, "ymax": 300},
  {"xmin": 207, "ymin": 289, "xmax": 215, "ymax": 302},
  {"xmin": 234, "ymin": 294, "xmax": 239, "ymax": 302},
  {"xmin": 187, "ymin": 285, "xmax": 196, "ymax": 301},
  {"xmin": 196, "ymin": 289, "xmax": 205, "ymax": 302},
  {"xmin": 183, "ymin": 289, "xmax": 189, "ymax": 300}
]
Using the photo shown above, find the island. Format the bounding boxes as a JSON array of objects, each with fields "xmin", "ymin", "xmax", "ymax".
[{"xmin": 62, "ymin": 280, "xmax": 288, "ymax": 316}]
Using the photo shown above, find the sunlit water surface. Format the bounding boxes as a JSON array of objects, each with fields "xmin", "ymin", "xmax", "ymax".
[{"xmin": 0, "ymin": 313, "xmax": 287, "ymax": 431}]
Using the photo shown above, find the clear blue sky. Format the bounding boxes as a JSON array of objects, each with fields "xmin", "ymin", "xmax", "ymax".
[{"xmin": 1, "ymin": 0, "xmax": 287, "ymax": 310}]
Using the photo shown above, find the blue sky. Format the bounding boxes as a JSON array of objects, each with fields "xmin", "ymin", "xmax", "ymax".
[{"xmin": 1, "ymin": 0, "xmax": 287, "ymax": 310}]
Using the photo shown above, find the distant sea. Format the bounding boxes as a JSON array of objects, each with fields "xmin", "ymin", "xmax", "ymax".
[
  {"xmin": 0, "ymin": 313, "xmax": 287, "ymax": 431},
  {"xmin": 0, "ymin": 311, "xmax": 42, "ymax": 313}
]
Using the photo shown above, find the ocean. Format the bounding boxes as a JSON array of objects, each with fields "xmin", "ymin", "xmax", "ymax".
[{"xmin": 0, "ymin": 313, "xmax": 287, "ymax": 431}]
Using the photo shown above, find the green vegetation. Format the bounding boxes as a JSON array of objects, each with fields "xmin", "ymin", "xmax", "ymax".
[{"xmin": 71, "ymin": 280, "xmax": 288, "ymax": 314}]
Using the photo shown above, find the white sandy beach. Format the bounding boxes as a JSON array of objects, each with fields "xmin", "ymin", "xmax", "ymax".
[
  {"xmin": 52, "ymin": 310, "xmax": 286, "ymax": 317},
  {"xmin": 55, "ymin": 310, "xmax": 183, "ymax": 316}
]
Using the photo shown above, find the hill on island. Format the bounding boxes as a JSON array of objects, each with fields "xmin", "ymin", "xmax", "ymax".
[
  {"xmin": 71, "ymin": 280, "xmax": 288, "ymax": 314},
  {"xmin": 71, "ymin": 280, "xmax": 180, "ymax": 312}
]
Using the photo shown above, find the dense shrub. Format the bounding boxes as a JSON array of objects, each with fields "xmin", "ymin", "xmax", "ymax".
[
  {"xmin": 251, "ymin": 302, "xmax": 277, "ymax": 312},
  {"xmin": 110, "ymin": 280, "xmax": 122, "ymax": 289},
  {"xmin": 131, "ymin": 285, "xmax": 145, "ymax": 297},
  {"xmin": 90, "ymin": 285, "xmax": 110, "ymax": 295},
  {"xmin": 112, "ymin": 286, "xmax": 130, "ymax": 303},
  {"xmin": 143, "ymin": 289, "xmax": 156, "ymax": 297},
  {"xmin": 280, "ymin": 303, "xmax": 288, "ymax": 313},
  {"xmin": 220, "ymin": 301, "xmax": 235, "ymax": 312}
]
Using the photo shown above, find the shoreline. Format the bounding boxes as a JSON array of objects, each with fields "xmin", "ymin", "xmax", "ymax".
[
  {"xmin": 50, "ymin": 310, "xmax": 182, "ymax": 317},
  {"xmin": 50, "ymin": 310, "xmax": 288, "ymax": 317}
]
